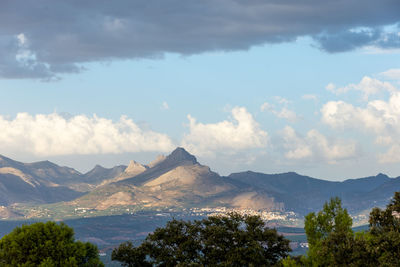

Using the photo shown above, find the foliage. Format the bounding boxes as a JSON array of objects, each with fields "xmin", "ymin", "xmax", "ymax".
[
  {"xmin": 294, "ymin": 192, "xmax": 400, "ymax": 267},
  {"xmin": 367, "ymin": 191, "xmax": 400, "ymax": 266},
  {"xmin": 280, "ymin": 255, "xmax": 307, "ymax": 267},
  {"xmin": 112, "ymin": 212, "xmax": 291, "ymax": 266},
  {"xmin": 304, "ymin": 197, "xmax": 360, "ymax": 266},
  {"xmin": 0, "ymin": 221, "xmax": 104, "ymax": 267}
]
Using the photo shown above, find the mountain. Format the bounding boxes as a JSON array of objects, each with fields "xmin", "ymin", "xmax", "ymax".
[
  {"xmin": 82, "ymin": 165, "xmax": 126, "ymax": 184},
  {"xmin": 1, "ymin": 149, "xmax": 400, "ymax": 220},
  {"xmin": 72, "ymin": 148, "xmax": 282, "ymax": 211},
  {"xmin": 0, "ymin": 155, "xmax": 83, "ymax": 206},
  {"xmin": 0, "ymin": 155, "xmax": 126, "ymax": 206},
  {"xmin": 227, "ymin": 171, "xmax": 394, "ymax": 214}
]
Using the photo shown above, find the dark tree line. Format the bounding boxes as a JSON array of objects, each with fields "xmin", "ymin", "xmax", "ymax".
[
  {"xmin": 112, "ymin": 213, "xmax": 291, "ymax": 266},
  {"xmin": 113, "ymin": 192, "xmax": 400, "ymax": 267}
]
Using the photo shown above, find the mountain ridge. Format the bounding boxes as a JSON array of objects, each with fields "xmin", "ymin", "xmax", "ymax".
[{"xmin": 0, "ymin": 148, "xmax": 399, "ymax": 220}]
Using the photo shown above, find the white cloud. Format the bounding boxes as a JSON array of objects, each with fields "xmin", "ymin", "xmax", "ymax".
[
  {"xmin": 275, "ymin": 96, "xmax": 290, "ymax": 105},
  {"xmin": 379, "ymin": 69, "xmax": 400, "ymax": 80},
  {"xmin": 275, "ymin": 107, "xmax": 298, "ymax": 122},
  {"xmin": 260, "ymin": 102, "xmax": 273, "ymax": 112},
  {"xmin": 182, "ymin": 107, "xmax": 268, "ymax": 156},
  {"xmin": 321, "ymin": 91, "xmax": 400, "ymax": 162},
  {"xmin": 325, "ymin": 76, "xmax": 396, "ymax": 100},
  {"xmin": 0, "ymin": 113, "xmax": 175, "ymax": 156},
  {"xmin": 161, "ymin": 101, "xmax": 169, "ymax": 110},
  {"xmin": 16, "ymin": 33, "xmax": 27, "ymax": 46},
  {"xmin": 282, "ymin": 126, "xmax": 358, "ymax": 163},
  {"xmin": 260, "ymin": 100, "xmax": 298, "ymax": 122}
]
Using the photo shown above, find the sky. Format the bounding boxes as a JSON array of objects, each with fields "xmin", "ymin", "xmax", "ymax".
[{"xmin": 1, "ymin": 0, "xmax": 400, "ymax": 180}]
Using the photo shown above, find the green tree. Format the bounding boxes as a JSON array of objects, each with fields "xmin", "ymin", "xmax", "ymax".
[
  {"xmin": 112, "ymin": 213, "xmax": 291, "ymax": 266},
  {"xmin": 304, "ymin": 197, "xmax": 370, "ymax": 266},
  {"xmin": 367, "ymin": 192, "xmax": 400, "ymax": 266},
  {"xmin": 300, "ymin": 193, "xmax": 400, "ymax": 267},
  {"xmin": 0, "ymin": 221, "xmax": 104, "ymax": 267}
]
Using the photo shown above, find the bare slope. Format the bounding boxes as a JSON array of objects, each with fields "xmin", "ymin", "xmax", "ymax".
[
  {"xmin": 0, "ymin": 155, "xmax": 83, "ymax": 206},
  {"xmin": 73, "ymin": 148, "xmax": 282, "ymax": 211}
]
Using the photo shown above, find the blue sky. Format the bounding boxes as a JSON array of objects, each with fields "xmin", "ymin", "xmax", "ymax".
[{"xmin": 1, "ymin": 1, "xmax": 400, "ymax": 180}]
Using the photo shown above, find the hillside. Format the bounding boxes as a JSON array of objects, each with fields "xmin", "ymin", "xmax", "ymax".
[
  {"xmin": 227, "ymin": 171, "xmax": 395, "ymax": 214},
  {"xmin": 1, "ymin": 149, "xmax": 400, "ymax": 221},
  {"xmin": 0, "ymin": 154, "xmax": 125, "ymax": 209},
  {"xmin": 72, "ymin": 148, "xmax": 282, "ymax": 211}
]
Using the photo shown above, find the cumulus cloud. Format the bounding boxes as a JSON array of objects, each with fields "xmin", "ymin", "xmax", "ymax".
[
  {"xmin": 0, "ymin": 113, "xmax": 175, "ymax": 156},
  {"xmin": 182, "ymin": 107, "xmax": 268, "ymax": 156},
  {"xmin": 320, "ymin": 88, "xmax": 400, "ymax": 163},
  {"xmin": 1, "ymin": 0, "xmax": 400, "ymax": 79},
  {"xmin": 380, "ymin": 69, "xmax": 400, "ymax": 80},
  {"xmin": 326, "ymin": 76, "xmax": 396, "ymax": 100},
  {"xmin": 282, "ymin": 126, "xmax": 358, "ymax": 163},
  {"xmin": 260, "ymin": 100, "xmax": 298, "ymax": 122}
]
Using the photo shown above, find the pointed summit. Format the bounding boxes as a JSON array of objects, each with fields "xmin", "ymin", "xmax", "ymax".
[
  {"xmin": 166, "ymin": 147, "xmax": 197, "ymax": 165},
  {"xmin": 115, "ymin": 148, "xmax": 199, "ymax": 186},
  {"xmin": 376, "ymin": 173, "xmax": 389, "ymax": 179},
  {"xmin": 124, "ymin": 160, "xmax": 148, "ymax": 176},
  {"xmin": 84, "ymin": 165, "xmax": 107, "ymax": 176},
  {"xmin": 93, "ymin": 164, "xmax": 106, "ymax": 171}
]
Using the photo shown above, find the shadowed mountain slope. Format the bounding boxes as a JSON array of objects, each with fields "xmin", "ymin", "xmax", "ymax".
[
  {"xmin": 82, "ymin": 165, "xmax": 127, "ymax": 184},
  {"xmin": 227, "ymin": 171, "xmax": 394, "ymax": 214},
  {"xmin": 0, "ymin": 155, "xmax": 97, "ymax": 206}
]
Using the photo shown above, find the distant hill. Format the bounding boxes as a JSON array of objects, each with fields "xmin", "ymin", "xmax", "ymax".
[
  {"xmin": 0, "ymin": 155, "xmax": 83, "ymax": 208},
  {"xmin": 227, "ymin": 171, "xmax": 394, "ymax": 214},
  {"xmin": 0, "ymin": 149, "xmax": 399, "ymax": 219},
  {"xmin": 0, "ymin": 154, "xmax": 127, "ymax": 210}
]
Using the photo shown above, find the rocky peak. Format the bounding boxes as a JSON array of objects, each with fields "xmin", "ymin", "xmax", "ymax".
[
  {"xmin": 165, "ymin": 147, "xmax": 197, "ymax": 165},
  {"xmin": 124, "ymin": 160, "xmax": 147, "ymax": 175}
]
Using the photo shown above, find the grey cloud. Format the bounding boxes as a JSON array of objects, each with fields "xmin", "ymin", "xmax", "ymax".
[
  {"xmin": 315, "ymin": 29, "xmax": 382, "ymax": 53},
  {"xmin": 1, "ymin": 0, "xmax": 400, "ymax": 79}
]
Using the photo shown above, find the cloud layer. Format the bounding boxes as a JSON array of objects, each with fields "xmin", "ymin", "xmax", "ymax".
[
  {"xmin": 1, "ymin": 0, "xmax": 400, "ymax": 79},
  {"xmin": 282, "ymin": 126, "xmax": 358, "ymax": 163},
  {"xmin": 0, "ymin": 109, "xmax": 269, "ymax": 158},
  {"xmin": 0, "ymin": 113, "xmax": 174, "ymax": 156},
  {"xmin": 326, "ymin": 76, "xmax": 396, "ymax": 100},
  {"xmin": 182, "ymin": 107, "xmax": 268, "ymax": 156},
  {"xmin": 321, "ymin": 88, "xmax": 400, "ymax": 163}
]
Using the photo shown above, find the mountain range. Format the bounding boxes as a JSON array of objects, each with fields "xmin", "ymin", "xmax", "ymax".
[{"xmin": 0, "ymin": 148, "xmax": 399, "ymax": 220}]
